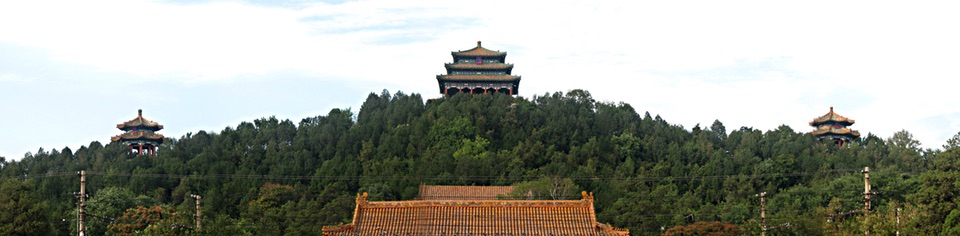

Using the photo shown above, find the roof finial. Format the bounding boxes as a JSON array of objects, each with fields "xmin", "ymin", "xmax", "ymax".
[
  {"xmin": 138, "ymin": 109, "xmax": 143, "ymax": 117},
  {"xmin": 830, "ymin": 106, "xmax": 833, "ymax": 112},
  {"xmin": 477, "ymin": 41, "xmax": 481, "ymax": 47}
]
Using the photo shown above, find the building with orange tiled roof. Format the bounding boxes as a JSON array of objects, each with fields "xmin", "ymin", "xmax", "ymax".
[
  {"xmin": 437, "ymin": 41, "xmax": 521, "ymax": 96},
  {"xmin": 322, "ymin": 191, "xmax": 629, "ymax": 235},
  {"xmin": 810, "ymin": 107, "xmax": 860, "ymax": 148},
  {"xmin": 111, "ymin": 109, "xmax": 165, "ymax": 156},
  {"xmin": 418, "ymin": 184, "xmax": 515, "ymax": 200}
]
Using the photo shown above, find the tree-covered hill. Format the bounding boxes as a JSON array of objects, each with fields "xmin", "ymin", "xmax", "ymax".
[{"xmin": 2, "ymin": 89, "xmax": 958, "ymax": 235}]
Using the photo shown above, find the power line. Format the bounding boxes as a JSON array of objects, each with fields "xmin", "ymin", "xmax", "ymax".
[
  {"xmin": 68, "ymin": 168, "xmax": 867, "ymax": 182},
  {"xmin": 2, "ymin": 168, "xmax": 929, "ymax": 182}
]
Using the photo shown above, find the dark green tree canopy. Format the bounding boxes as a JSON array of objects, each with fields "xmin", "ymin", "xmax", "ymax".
[{"xmin": 0, "ymin": 89, "xmax": 948, "ymax": 235}]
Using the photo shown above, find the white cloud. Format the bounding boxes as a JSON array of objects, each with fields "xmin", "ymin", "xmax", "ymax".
[
  {"xmin": 1, "ymin": 0, "xmax": 959, "ymax": 157},
  {"xmin": 0, "ymin": 73, "xmax": 30, "ymax": 82}
]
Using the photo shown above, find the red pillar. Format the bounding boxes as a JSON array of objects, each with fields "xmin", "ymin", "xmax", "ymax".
[{"xmin": 138, "ymin": 145, "xmax": 143, "ymax": 156}]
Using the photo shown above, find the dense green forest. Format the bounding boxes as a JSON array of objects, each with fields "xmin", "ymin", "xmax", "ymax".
[{"xmin": 2, "ymin": 89, "xmax": 960, "ymax": 235}]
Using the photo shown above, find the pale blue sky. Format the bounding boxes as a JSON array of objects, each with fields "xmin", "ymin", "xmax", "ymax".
[{"xmin": 2, "ymin": 0, "xmax": 959, "ymax": 160}]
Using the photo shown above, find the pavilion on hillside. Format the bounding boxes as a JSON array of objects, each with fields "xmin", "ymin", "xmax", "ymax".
[
  {"xmin": 111, "ymin": 109, "xmax": 165, "ymax": 156},
  {"xmin": 437, "ymin": 41, "xmax": 521, "ymax": 96},
  {"xmin": 810, "ymin": 107, "xmax": 860, "ymax": 148}
]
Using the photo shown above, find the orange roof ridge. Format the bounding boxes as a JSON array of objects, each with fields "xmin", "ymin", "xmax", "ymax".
[
  {"xmin": 367, "ymin": 198, "xmax": 590, "ymax": 207},
  {"xmin": 418, "ymin": 185, "xmax": 515, "ymax": 200}
]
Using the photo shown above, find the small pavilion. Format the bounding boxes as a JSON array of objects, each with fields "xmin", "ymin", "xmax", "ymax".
[
  {"xmin": 810, "ymin": 107, "xmax": 860, "ymax": 148},
  {"xmin": 111, "ymin": 109, "xmax": 165, "ymax": 156}
]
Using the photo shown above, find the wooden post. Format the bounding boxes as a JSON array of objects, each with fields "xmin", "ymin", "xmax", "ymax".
[
  {"xmin": 190, "ymin": 194, "xmax": 202, "ymax": 230},
  {"xmin": 78, "ymin": 170, "xmax": 86, "ymax": 236}
]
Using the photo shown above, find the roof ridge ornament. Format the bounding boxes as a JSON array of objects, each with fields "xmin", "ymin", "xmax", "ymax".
[
  {"xmin": 477, "ymin": 40, "xmax": 481, "ymax": 47},
  {"xmin": 138, "ymin": 109, "xmax": 143, "ymax": 117},
  {"xmin": 357, "ymin": 192, "xmax": 369, "ymax": 206}
]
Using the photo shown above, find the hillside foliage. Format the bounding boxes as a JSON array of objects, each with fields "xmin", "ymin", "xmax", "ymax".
[{"xmin": 0, "ymin": 89, "xmax": 956, "ymax": 235}]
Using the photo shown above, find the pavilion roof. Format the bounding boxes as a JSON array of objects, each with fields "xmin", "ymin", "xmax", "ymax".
[
  {"xmin": 445, "ymin": 63, "xmax": 514, "ymax": 70},
  {"xmin": 810, "ymin": 107, "xmax": 855, "ymax": 126},
  {"xmin": 452, "ymin": 41, "xmax": 507, "ymax": 57},
  {"xmin": 110, "ymin": 131, "xmax": 165, "ymax": 142},
  {"xmin": 116, "ymin": 109, "xmax": 164, "ymax": 130},
  {"xmin": 437, "ymin": 75, "xmax": 521, "ymax": 82},
  {"xmin": 418, "ymin": 185, "xmax": 515, "ymax": 200},
  {"xmin": 322, "ymin": 191, "xmax": 629, "ymax": 236},
  {"xmin": 812, "ymin": 125, "xmax": 861, "ymax": 138}
]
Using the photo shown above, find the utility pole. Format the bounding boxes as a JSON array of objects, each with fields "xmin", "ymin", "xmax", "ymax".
[
  {"xmin": 190, "ymin": 194, "xmax": 202, "ymax": 230},
  {"xmin": 896, "ymin": 207, "xmax": 901, "ymax": 236},
  {"xmin": 78, "ymin": 170, "xmax": 86, "ymax": 236},
  {"xmin": 863, "ymin": 167, "xmax": 872, "ymax": 212},
  {"xmin": 757, "ymin": 192, "xmax": 767, "ymax": 236},
  {"xmin": 863, "ymin": 166, "xmax": 873, "ymax": 236}
]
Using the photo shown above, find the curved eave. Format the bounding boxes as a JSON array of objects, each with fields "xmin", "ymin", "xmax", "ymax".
[
  {"xmin": 444, "ymin": 63, "xmax": 513, "ymax": 70},
  {"xmin": 809, "ymin": 108, "xmax": 855, "ymax": 126},
  {"xmin": 116, "ymin": 117, "xmax": 164, "ymax": 130},
  {"xmin": 811, "ymin": 129, "xmax": 861, "ymax": 138},
  {"xmin": 810, "ymin": 120, "xmax": 854, "ymax": 126},
  {"xmin": 452, "ymin": 47, "xmax": 506, "ymax": 57},
  {"xmin": 117, "ymin": 124, "xmax": 164, "ymax": 131},
  {"xmin": 111, "ymin": 132, "xmax": 166, "ymax": 143},
  {"xmin": 598, "ymin": 223, "xmax": 631, "ymax": 236},
  {"xmin": 437, "ymin": 75, "xmax": 521, "ymax": 82},
  {"xmin": 322, "ymin": 224, "xmax": 355, "ymax": 234}
]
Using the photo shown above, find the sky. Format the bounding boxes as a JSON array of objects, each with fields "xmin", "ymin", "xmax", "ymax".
[{"xmin": 2, "ymin": 0, "xmax": 959, "ymax": 161}]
